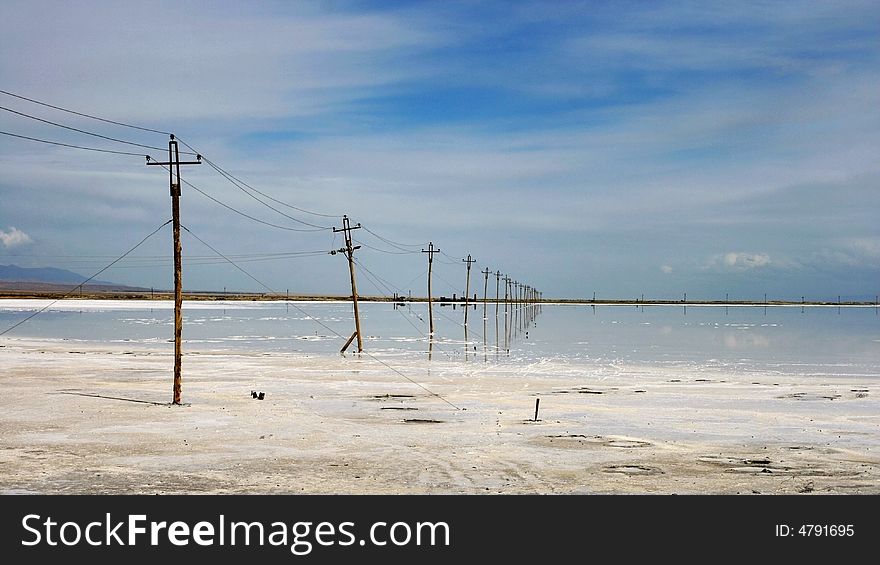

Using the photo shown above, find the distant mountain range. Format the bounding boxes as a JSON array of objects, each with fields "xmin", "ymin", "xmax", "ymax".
[
  {"xmin": 0, "ymin": 265, "xmax": 146, "ymax": 287},
  {"xmin": 0, "ymin": 264, "xmax": 117, "ymax": 285},
  {"xmin": 0, "ymin": 264, "xmax": 150, "ymax": 293}
]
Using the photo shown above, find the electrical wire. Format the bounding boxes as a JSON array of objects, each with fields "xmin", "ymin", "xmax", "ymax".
[
  {"xmin": 349, "ymin": 257, "xmax": 453, "ymax": 360},
  {"xmin": 361, "ymin": 226, "xmax": 427, "ymax": 251},
  {"xmin": 398, "ymin": 269, "xmax": 429, "ymax": 297},
  {"xmin": 0, "ymin": 91, "xmax": 521, "ymax": 308},
  {"xmin": 352, "ymin": 258, "xmax": 401, "ymax": 297},
  {"xmin": 1, "ymin": 251, "xmax": 332, "ymax": 261},
  {"xmin": 0, "ymin": 105, "xmax": 196, "ymax": 155},
  {"xmin": 197, "ymin": 155, "xmax": 332, "ymax": 230},
  {"xmin": 38, "ymin": 251, "xmax": 332, "ymax": 270},
  {"xmin": 353, "ymin": 238, "xmax": 419, "ymax": 255},
  {"xmin": 438, "ymin": 250, "xmax": 468, "ymax": 266},
  {"xmin": 0, "ymin": 130, "xmax": 148, "ymax": 157},
  {"xmin": 0, "ymin": 91, "xmax": 441, "ymax": 251},
  {"xmin": 185, "ymin": 179, "xmax": 329, "ymax": 233},
  {"xmin": 431, "ymin": 270, "xmax": 461, "ymax": 294},
  {"xmin": 180, "ymin": 225, "xmax": 281, "ymax": 296},
  {"xmin": 176, "ymin": 137, "xmax": 339, "ymax": 219},
  {"xmin": 147, "ymin": 160, "xmax": 328, "ymax": 233},
  {"xmin": 0, "ymin": 220, "xmax": 171, "ymax": 337},
  {"xmin": 353, "ymin": 258, "xmax": 418, "ymax": 298},
  {"xmin": 0, "ymin": 89, "xmax": 169, "ymax": 135},
  {"xmin": 351, "ymin": 260, "xmax": 427, "ymax": 335}
]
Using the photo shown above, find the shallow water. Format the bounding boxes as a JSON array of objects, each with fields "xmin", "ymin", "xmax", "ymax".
[{"xmin": 0, "ymin": 299, "xmax": 878, "ymax": 377}]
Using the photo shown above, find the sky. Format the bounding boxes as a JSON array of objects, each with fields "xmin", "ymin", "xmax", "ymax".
[{"xmin": 0, "ymin": 0, "xmax": 878, "ymax": 301}]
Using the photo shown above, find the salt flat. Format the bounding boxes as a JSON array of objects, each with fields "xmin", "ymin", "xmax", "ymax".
[{"xmin": 1, "ymin": 337, "xmax": 877, "ymax": 494}]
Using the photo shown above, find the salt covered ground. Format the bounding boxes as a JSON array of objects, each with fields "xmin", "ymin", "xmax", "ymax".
[{"xmin": 1, "ymin": 336, "xmax": 877, "ymax": 494}]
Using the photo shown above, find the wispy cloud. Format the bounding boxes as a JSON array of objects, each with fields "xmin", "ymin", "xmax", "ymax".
[
  {"xmin": 0, "ymin": 1, "xmax": 877, "ymax": 297},
  {"xmin": 707, "ymin": 252, "xmax": 772, "ymax": 272},
  {"xmin": 808, "ymin": 238, "xmax": 880, "ymax": 269}
]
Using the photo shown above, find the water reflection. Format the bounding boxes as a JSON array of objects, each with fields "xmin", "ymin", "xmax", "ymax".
[{"xmin": 0, "ymin": 301, "xmax": 877, "ymax": 373}]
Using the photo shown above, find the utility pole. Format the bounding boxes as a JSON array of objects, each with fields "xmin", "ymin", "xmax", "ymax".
[
  {"xmin": 146, "ymin": 134, "xmax": 200, "ymax": 405},
  {"xmin": 333, "ymin": 215, "xmax": 363, "ymax": 353},
  {"xmin": 518, "ymin": 282, "xmax": 524, "ymax": 330},
  {"xmin": 481, "ymin": 267, "xmax": 490, "ymax": 311},
  {"xmin": 463, "ymin": 254, "xmax": 476, "ymax": 324},
  {"xmin": 422, "ymin": 242, "xmax": 439, "ymax": 335},
  {"xmin": 495, "ymin": 270, "xmax": 501, "ymax": 307}
]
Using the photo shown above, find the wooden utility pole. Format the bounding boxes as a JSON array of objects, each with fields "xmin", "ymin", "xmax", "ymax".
[
  {"xmin": 515, "ymin": 281, "xmax": 521, "ymax": 331},
  {"xmin": 146, "ymin": 134, "xmax": 201, "ymax": 405},
  {"xmin": 462, "ymin": 254, "xmax": 476, "ymax": 324},
  {"xmin": 422, "ymin": 242, "xmax": 439, "ymax": 335},
  {"xmin": 333, "ymin": 215, "xmax": 363, "ymax": 353},
  {"xmin": 481, "ymin": 267, "xmax": 490, "ymax": 314}
]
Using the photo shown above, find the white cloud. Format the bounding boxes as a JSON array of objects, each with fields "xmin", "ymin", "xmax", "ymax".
[
  {"xmin": 661, "ymin": 264, "xmax": 673, "ymax": 274},
  {"xmin": 0, "ymin": 226, "xmax": 32, "ymax": 248},
  {"xmin": 708, "ymin": 252, "xmax": 772, "ymax": 271}
]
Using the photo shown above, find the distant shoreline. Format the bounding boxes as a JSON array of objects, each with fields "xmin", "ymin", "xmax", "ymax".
[{"xmin": 0, "ymin": 289, "xmax": 876, "ymax": 307}]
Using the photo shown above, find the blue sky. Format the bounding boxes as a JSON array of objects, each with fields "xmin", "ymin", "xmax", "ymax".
[{"xmin": 1, "ymin": 0, "xmax": 878, "ymax": 300}]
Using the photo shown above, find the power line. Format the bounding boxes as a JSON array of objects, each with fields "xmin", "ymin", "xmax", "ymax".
[
  {"xmin": 432, "ymin": 304, "xmax": 495, "ymax": 351},
  {"xmin": 0, "ymin": 220, "xmax": 171, "ymax": 337},
  {"xmin": 399, "ymin": 268, "xmax": 429, "ymax": 295},
  {"xmin": 181, "ymin": 225, "xmax": 461, "ymax": 410},
  {"xmin": 148, "ymin": 159, "xmax": 329, "ymax": 233},
  {"xmin": 0, "ymin": 90, "xmax": 439, "ymax": 251},
  {"xmin": 180, "ymin": 225, "xmax": 280, "ymax": 295},
  {"xmin": 353, "ymin": 258, "xmax": 421, "ymax": 298},
  {"xmin": 0, "ymin": 129, "xmax": 147, "ymax": 157},
  {"xmin": 1, "ymin": 92, "xmax": 497, "ymax": 302},
  {"xmin": 348, "ymin": 257, "xmax": 456, "ymax": 360},
  {"xmin": 198, "ymin": 155, "xmax": 332, "ymax": 230},
  {"xmin": 353, "ymin": 238, "xmax": 419, "ymax": 255},
  {"xmin": 352, "ymin": 258, "xmax": 440, "ymax": 347},
  {"xmin": 361, "ymin": 226, "xmax": 427, "ymax": 250},
  {"xmin": 176, "ymin": 138, "xmax": 339, "ymax": 220},
  {"xmin": 0, "ymin": 105, "xmax": 196, "ymax": 155},
  {"xmin": 187, "ymin": 179, "xmax": 329, "ymax": 233},
  {"xmin": 1, "ymin": 251, "xmax": 331, "ymax": 260},
  {"xmin": 353, "ymin": 258, "xmax": 401, "ymax": 297},
  {"xmin": 26, "ymin": 251, "xmax": 332, "ymax": 269},
  {"xmin": 367, "ymin": 253, "xmax": 501, "ymax": 358},
  {"xmin": 432, "ymin": 269, "xmax": 461, "ymax": 293},
  {"xmin": 0, "ymin": 88, "xmax": 169, "ymax": 135},
  {"xmin": 436, "ymin": 251, "xmax": 462, "ymax": 266}
]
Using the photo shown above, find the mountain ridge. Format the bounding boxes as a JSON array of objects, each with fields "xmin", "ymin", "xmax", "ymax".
[{"xmin": 0, "ymin": 263, "xmax": 117, "ymax": 286}]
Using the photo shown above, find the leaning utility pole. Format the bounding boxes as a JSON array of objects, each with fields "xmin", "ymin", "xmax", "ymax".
[
  {"xmin": 422, "ymin": 242, "xmax": 439, "ymax": 335},
  {"xmin": 463, "ymin": 254, "xmax": 476, "ymax": 324},
  {"xmin": 146, "ymin": 134, "xmax": 201, "ymax": 405},
  {"xmin": 333, "ymin": 215, "xmax": 363, "ymax": 353}
]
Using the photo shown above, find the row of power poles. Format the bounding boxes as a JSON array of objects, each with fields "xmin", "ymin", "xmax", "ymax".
[{"xmin": 147, "ymin": 135, "xmax": 541, "ymax": 404}]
